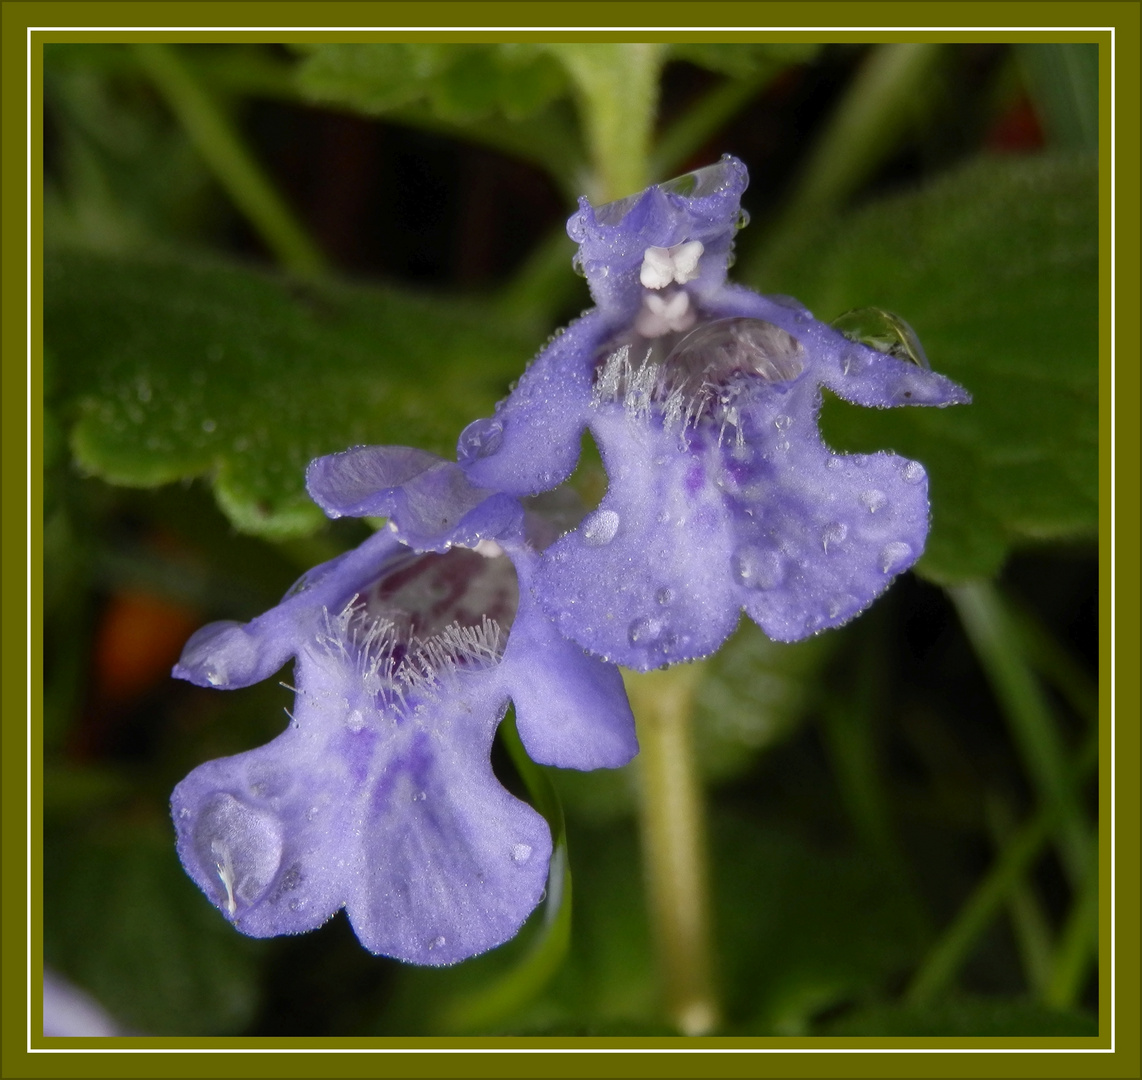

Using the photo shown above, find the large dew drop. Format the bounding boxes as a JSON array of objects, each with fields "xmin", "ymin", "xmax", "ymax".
[
  {"xmin": 457, "ymin": 416, "xmax": 504, "ymax": 461},
  {"xmin": 581, "ymin": 508, "xmax": 620, "ymax": 546},
  {"xmin": 879, "ymin": 541, "xmax": 914, "ymax": 575},
  {"xmin": 192, "ymin": 794, "xmax": 284, "ymax": 917},
  {"xmin": 731, "ymin": 546, "xmax": 784, "ymax": 590}
]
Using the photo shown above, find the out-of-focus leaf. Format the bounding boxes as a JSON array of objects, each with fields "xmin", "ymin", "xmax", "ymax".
[
  {"xmin": 753, "ymin": 154, "xmax": 1097, "ymax": 583},
  {"xmin": 694, "ymin": 619, "xmax": 835, "ymax": 783},
  {"xmin": 668, "ymin": 42, "xmax": 821, "ymax": 78},
  {"xmin": 821, "ymin": 994, "xmax": 1097, "ymax": 1036},
  {"xmin": 296, "ymin": 44, "xmax": 567, "ymax": 123},
  {"xmin": 551, "ymin": 621, "xmax": 832, "ymax": 825},
  {"xmin": 46, "ymin": 248, "xmax": 532, "ymax": 538},
  {"xmin": 1016, "ymin": 44, "xmax": 1099, "ymax": 153},
  {"xmin": 43, "ymin": 821, "xmax": 265, "ymax": 1035},
  {"xmin": 713, "ymin": 815, "xmax": 926, "ymax": 1034}
]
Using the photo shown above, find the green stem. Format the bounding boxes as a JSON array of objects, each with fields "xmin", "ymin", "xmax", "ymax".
[
  {"xmin": 626, "ymin": 664, "xmax": 720, "ymax": 1036},
  {"xmin": 949, "ymin": 581, "xmax": 1093, "ymax": 887},
  {"xmin": 134, "ymin": 43, "xmax": 328, "ymax": 278},
  {"xmin": 906, "ymin": 733, "xmax": 1097, "ymax": 1005},
  {"xmin": 1045, "ymin": 850, "xmax": 1099, "ymax": 1010},
  {"xmin": 552, "ymin": 44, "xmax": 666, "ymax": 201},
  {"xmin": 985, "ymin": 793, "xmax": 1055, "ymax": 997}
]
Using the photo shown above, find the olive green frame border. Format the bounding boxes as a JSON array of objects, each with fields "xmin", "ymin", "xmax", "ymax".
[{"xmin": 4, "ymin": 2, "xmax": 1138, "ymax": 1077}]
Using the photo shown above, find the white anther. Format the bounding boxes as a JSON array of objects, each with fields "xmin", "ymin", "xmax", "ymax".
[
  {"xmin": 471, "ymin": 539, "xmax": 505, "ymax": 559},
  {"xmin": 639, "ymin": 241, "xmax": 705, "ymax": 289},
  {"xmin": 635, "ymin": 290, "xmax": 696, "ymax": 337}
]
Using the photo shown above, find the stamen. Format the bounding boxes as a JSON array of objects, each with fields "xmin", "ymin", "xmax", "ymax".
[{"xmin": 639, "ymin": 241, "xmax": 705, "ymax": 290}]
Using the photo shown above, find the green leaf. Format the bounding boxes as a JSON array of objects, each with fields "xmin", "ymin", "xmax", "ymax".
[
  {"xmin": 712, "ymin": 816, "xmax": 926, "ymax": 1035},
  {"xmin": 821, "ymin": 995, "xmax": 1097, "ymax": 1036},
  {"xmin": 751, "ymin": 154, "xmax": 1097, "ymax": 583},
  {"xmin": 1016, "ymin": 44, "xmax": 1099, "ymax": 153},
  {"xmin": 693, "ymin": 619, "xmax": 834, "ymax": 783},
  {"xmin": 46, "ymin": 248, "xmax": 533, "ymax": 538},
  {"xmin": 44, "ymin": 821, "xmax": 265, "ymax": 1035},
  {"xmin": 296, "ymin": 44, "xmax": 567, "ymax": 123},
  {"xmin": 551, "ymin": 622, "xmax": 832, "ymax": 824},
  {"xmin": 668, "ymin": 42, "xmax": 821, "ymax": 79}
]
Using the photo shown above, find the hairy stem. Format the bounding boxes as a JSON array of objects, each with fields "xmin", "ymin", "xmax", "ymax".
[{"xmin": 626, "ymin": 663, "xmax": 719, "ymax": 1035}]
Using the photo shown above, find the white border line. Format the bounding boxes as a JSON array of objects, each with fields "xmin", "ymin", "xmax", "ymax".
[{"xmin": 26, "ymin": 23, "xmax": 1114, "ymax": 1050}]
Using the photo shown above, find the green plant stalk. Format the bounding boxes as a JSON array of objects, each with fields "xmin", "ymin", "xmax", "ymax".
[
  {"xmin": 626, "ymin": 664, "xmax": 720, "ymax": 1036},
  {"xmin": 134, "ymin": 43, "xmax": 328, "ymax": 278},
  {"xmin": 551, "ymin": 44, "xmax": 666, "ymax": 202},
  {"xmin": 949, "ymin": 581, "xmax": 1093, "ymax": 887},
  {"xmin": 747, "ymin": 43, "xmax": 943, "ymax": 285},
  {"xmin": 906, "ymin": 732, "xmax": 1097, "ymax": 1005},
  {"xmin": 985, "ymin": 793, "xmax": 1055, "ymax": 998},
  {"xmin": 1045, "ymin": 847, "xmax": 1099, "ymax": 1010}
]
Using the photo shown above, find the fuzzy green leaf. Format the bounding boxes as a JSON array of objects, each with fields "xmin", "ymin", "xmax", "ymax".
[
  {"xmin": 753, "ymin": 154, "xmax": 1098, "ymax": 583},
  {"xmin": 46, "ymin": 249, "xmax": 532, "ymax": 538}
]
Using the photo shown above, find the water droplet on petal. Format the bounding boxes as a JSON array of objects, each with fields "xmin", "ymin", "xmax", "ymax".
[
  {"xmin": 880, "ymin": 541, "xmax": 914, "ymax": 574},
  {"xmin": 512, "ymin": 843, "xmax": 533, "ymax": 864},
  {"xmin": 822, "ymin": 522, "xmax": 848, "ymax": 553},
  {"xmin": 628, "ymin": 616, "xmax": 662, "ymax": 644},
  {"xmin": 774, "ymin": 414, "xmax": 792, "ymax": 431},
  {"xmin": 429, "ymin": 935, "xmax": 446, "ymax": 950},
  {"xmin": 582, "ymin": 508, "xmax": 620, "ymax": 546},
  {"xmin": 832, "ymin": 307, "xmax": 931, "ymax": 368},
  {"xmin": 457, "ymin": 416, "xmax": 504, "ymax": 461},
  {"xmin": 732, "ymin": 546, "xmax": 784, "ymax": 590},
  {"xmin": 655, "ymin": 588, "xmax": 673, "ymax": 605},
  {"xmin": 860, "ymin": 489, "xmax": 888, "ymax": 513},
  {"xmin": 193, "ymin": 794, "xmax": 283, "ymax": 917},
  {"xmin": 346, "ymin": 708, "xmax": 365, "ymax": 733},
  {"xmin": 902, "ymin": 460, "xmax": 926, "ymax": 485}
]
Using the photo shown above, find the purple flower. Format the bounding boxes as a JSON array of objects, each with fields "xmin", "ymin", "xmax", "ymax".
[
  {"xmin": 456, "ymin": 156, "xmax": 971, "ymax": 670},
  {"xmin": 171, "ymin": 502, "xmax": 636, "ymax": 966}
]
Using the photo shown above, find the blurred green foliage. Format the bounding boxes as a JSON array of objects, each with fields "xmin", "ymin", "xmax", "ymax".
[{"xmin": 41, "ymin": 41, "xmax": 1100, "ymax": 1039}]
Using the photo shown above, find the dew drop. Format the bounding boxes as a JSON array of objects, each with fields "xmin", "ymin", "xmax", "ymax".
[
  {"xmin": 201, "ymin": 418, "xmax": 216, "ymax": 433},
  {"xmin": 457, "ymin": 416, "xmax": 503, "ymax": 461},
  {"xmin": 732, "ymin": 546, "xmax": 784, "ymax": 590},
  {"xmin": 860, "ymin": 489, "xmax": 888, "ymax": 513},
  {"xmin": 774, "ymin": 414, "xmax": 792, "ymax": 431},
  {"xmin": 412, "ymin": 790, "xmax": 427, "ymax": 803},
  {"xmin": 628, "ymin": 616, "xmax": 663, "ymax": 644},
  {"xmin": 880, "ymin": 541, "xmax": 913, "ymax": 574},
  {"xmin": 655, "ymin": 588, "xmax": 673, "ymax": 605},
  {"xmin": 512, "ymin": 843, "xmax": 533, "ymax": 864},
  {"xmin": 192, "ymin": 794, "xmax": 283, "ymax": 917},
  {"xmin": 346, "ymin": 709, "xmax": 365, "ymax": 733},
  {"xmin": 902, "ymin": 460, "xmax": 926, "ymax": 485},
  {"xmin": 821, "ymin": 522, "xmax": 848, "ymax": 552},
  {"xmin": 429, "ymin": 935, "xmax": 446, "ymax": 950},
  {"xmin": 582, "ymin": 508, "xmax": 620, "ymax": 546}
]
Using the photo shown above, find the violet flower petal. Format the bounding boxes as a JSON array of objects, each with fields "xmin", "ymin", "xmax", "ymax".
[{"xmin": 307, "ymin": 445, "xmax": 522, "ymax": 551}]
